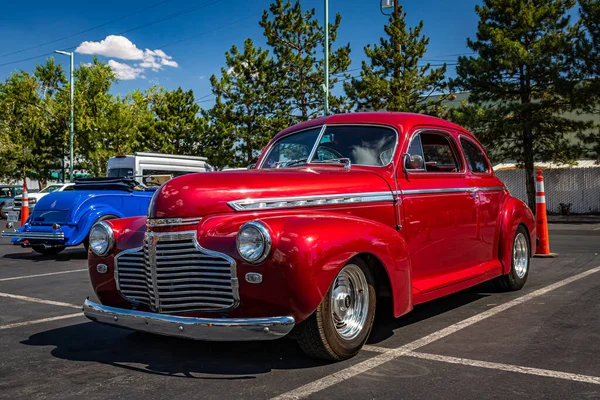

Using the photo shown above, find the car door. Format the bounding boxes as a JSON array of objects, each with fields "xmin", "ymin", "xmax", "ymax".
[
  {"xmin": 398, "ymin": 129, "xmax": 479, "ymax": 293},
  {"xmin": 460, "ymin": 135, "xmax": 507, "ymax": 267}
]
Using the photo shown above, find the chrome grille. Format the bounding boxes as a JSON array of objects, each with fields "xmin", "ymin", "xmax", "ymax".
[{"xmin": 115, "ymin": 231, "xmax": 238, "ymax": 314}]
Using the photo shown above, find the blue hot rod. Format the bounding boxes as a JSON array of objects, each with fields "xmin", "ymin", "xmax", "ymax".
[{"xmin": 2, "ymin": 178, "xmax": 156, "ymax": 255}]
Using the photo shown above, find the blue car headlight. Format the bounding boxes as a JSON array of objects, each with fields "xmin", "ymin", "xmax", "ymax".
[{"xmin": 89, "ymin": 221, "xmax": 114, "ymax": 256}]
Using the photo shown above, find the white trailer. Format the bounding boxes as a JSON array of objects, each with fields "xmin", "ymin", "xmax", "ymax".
[{"xmin": 106, "ymin": 152, "xmax": 212, "ymax": 181}]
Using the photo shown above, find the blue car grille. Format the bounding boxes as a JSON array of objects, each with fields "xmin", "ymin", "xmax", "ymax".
[{"xmin": 114, "ymin": 231, "xmax": 239, "ymax": 314}]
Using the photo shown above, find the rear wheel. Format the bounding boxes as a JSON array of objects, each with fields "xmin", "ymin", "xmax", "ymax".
[
  {"xmin": 296, "ymin": 259, "xmax": 376, "ymax": 361},
  {"xmin": 31, "ymin": 245, "xmax": 66, "ymax": 255},
  {"xmin": 494, "ymin": 225, "xmax": 530, "ymax": 291}
]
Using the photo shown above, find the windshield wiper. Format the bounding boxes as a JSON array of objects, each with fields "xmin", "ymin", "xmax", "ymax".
[
  {"xmin": 275, "ymin": 158, "xmax": 308, "ymax": 168},
  {"xmin": 313, "ymin": 158, "xmax": 352, "ymax": 169}
]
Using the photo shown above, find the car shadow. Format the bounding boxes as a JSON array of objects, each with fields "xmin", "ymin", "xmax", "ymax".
[
  {"xmin": 22, "ymin": 322, "xmax": 326, "ymax": 378},
  {"xmin": 21, "ymin": 283, "xmax": 499, "ymax": 378},
  {"xmin": 368, "ymin": 282, "xmax": 494, "ymax": 343},
  {"xmin": 2, "ymin": 247, "xmax": 87, "ymax": 262}
]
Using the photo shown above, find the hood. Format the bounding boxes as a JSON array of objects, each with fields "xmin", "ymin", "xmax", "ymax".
[{"xmin": 149, "ymin": 167, "xmax": 392, "ymax": 218}]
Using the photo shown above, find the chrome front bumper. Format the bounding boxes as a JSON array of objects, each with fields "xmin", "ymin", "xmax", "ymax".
[
  {"xmin": 1, "ymin": 231, "xmax": 65, "ymax": 240},
  {"xmin": 83, "ymin": 299, "xmax": 295, "ymax": 341}
]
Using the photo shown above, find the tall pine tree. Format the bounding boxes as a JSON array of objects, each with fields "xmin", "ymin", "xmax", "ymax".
[
  {"xmin": 453, "ymin": 0, "xmax": 589, "ymax": 210},
  {"xmin": 207, "ymin": 39, "xmax": 286, "ymax": 168},
  {"xmin": 344, "ymin": 6, "xmax": 447, "ymax": 115},
  {"xmin": 260, "ymin": 0, "xmax": 352, "ymax": 121},
  {"xmin": 576, "ymin": 0, "xmax": 600, "ymax": 159}
]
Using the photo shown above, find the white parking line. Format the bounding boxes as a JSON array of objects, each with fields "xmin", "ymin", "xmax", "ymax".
[
  {"xmin": 405, "ymin": 351, "xmax": 600, "ymax": 385},
  {"xmin": 0, "ymin": 269, "xmax": 87, "ymax": 282},
  {"xmin": 0, "ymin": 292, "xmax": 81, "ymax": 309},
  {"xmin": 0, "ymin": 313, "xmax": 83, "ymax": 330},
  {"xmin": 272, "ymin": 266, "xmax": 600, "ymax": 400}
]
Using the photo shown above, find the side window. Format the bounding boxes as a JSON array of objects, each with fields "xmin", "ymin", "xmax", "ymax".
[
  {"xmin": 460, "ymin": 138, "xmax": 490, "ymax": 173},
  {"xmin": 406, "ymin": 132, "xmax": 461, "ymax": 173}
]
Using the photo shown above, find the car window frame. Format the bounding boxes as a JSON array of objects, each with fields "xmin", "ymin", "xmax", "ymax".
[
  {"xmin": 258, "ymin": 123, "xmax": 400, "ymax": 169},
  {"xmin": 403, "ymin": 129, "xmax": 465, "ymax": 175},
  {"xmin": 459, "ymin": 135, "xmax": 492, "ymax": 175}
]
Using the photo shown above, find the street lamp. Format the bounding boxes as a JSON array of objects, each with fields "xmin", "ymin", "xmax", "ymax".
[{"xmin": 54, "ymin": 50, "xmax": 74, "ymax": 182}]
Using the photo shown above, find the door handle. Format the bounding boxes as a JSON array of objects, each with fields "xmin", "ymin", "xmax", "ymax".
[{"xmin": 470, "ymin": 191, "xmax": 478, "ymax": 198}]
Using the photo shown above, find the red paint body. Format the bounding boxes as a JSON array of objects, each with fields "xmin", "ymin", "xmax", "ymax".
[{"xmin": 88, "ymin": 112, "xmax": 535, "ymax": 324}]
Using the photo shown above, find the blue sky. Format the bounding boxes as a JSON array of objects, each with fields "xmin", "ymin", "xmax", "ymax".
[{"xmin": 0, "ymin": 0, "xmax": 480, "ymax": 108}]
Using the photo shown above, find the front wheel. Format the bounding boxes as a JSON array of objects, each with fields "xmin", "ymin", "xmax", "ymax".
[
  {"xmin": 494, "ymin": 225, "xmax": 530, "ymax": 291},
  {"xmin": 296, "ymin": 259, "xmax": 376, "ymax": 361},
  {"xmin": 31, "ymin": 245, "xmax": 66, "ymax": 255}
]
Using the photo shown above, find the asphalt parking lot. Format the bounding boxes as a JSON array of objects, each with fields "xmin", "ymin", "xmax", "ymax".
[{"xmin": 0, "ymin": 223, "xmax": 599, "ymax": 399}]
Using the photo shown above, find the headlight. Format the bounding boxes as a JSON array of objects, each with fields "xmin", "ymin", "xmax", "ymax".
[
  {"xmin": 5, "ymin": 200, "xmax": 12, "ymax": 207},
  {"xmin": 236, "ymin": 221, "xmax": 271, "ymax": 264},
  {"xmin": 28, "ymin": 198, "xmax": 36, "ymax": 205},
  {"xmin": 89, "ymin": 221, "xmax": 115, "ymax": 256}
]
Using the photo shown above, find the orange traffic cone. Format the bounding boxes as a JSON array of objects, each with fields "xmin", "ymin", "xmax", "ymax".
[
  {"xmin": 20, "ymin": 181, "xmax": 29, "ymax": 226},
  {"xmin": 534, "ymin": 170, "xmax": 557, "ymax": 257}
]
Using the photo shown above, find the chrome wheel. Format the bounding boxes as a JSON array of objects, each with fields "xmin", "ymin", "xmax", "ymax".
[
  {"xmin": 513, "ymin": 232, "xmax": 529, "ymax": 279},
  {"xmin": 330, "ymin": 264, "xmax": 369, "ymax": 341}
]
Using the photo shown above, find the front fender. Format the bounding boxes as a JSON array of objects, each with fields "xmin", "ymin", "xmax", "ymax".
[
  {"xmin": 499, "ymin": 196, "xmax": 536, "ymax": 274},
  {"xmin": 198, "ymin": 211, "xmax": 412, "ymax": 322}
]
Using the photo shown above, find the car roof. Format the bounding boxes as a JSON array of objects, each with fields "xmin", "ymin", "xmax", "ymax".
[{"xmin": 273, "ymin": 112, "xmax": 475, "ymax": 141}]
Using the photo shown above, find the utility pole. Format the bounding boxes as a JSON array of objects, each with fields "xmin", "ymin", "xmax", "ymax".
[
  {"xmin": 323, "ymin": 0, "xmax": 329, "ymax": 116},
  {"xmin": 54, "ymin": 50, "xmax": 74, "ymax": 182}
]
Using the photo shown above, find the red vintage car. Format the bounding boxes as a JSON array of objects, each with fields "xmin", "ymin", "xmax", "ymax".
[{"xmin": 84, "ymin": 112, "xmax": 535, "ymax": 360}]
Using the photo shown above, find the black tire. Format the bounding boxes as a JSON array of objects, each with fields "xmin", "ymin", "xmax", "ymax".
[
  {"xmin": 494, "ymin": 225, "xmax": 530, "ymax": 291},
  {"xmin": 84, "ymin": 214, "xmax": 118, "ymax": 251},
  {"xmin": 296, "ymin": 258, "xmax": 376, "ymax": 361},
  {"xmin": 31, "ymin": 245, "xmax": 66, "ymax": 255}
]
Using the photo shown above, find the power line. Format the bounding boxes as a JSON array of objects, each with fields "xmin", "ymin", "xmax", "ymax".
[
  {"xmin": 0, "ymin": 0, "xmax": 175, "ymax": 59},
  {"xmin": 158, "ymin": 12, "xmax": 260, "ymax": 50},
  {"xmin": 0, "ymin": 0, "xmax": 227, "ymax": 68}
]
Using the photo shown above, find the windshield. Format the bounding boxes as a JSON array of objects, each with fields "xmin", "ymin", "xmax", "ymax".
[
  {"xmin": 39, "ymin": 185, "xmax": 63, "ymax": 193},
  {"xmin": 260, "ymin": 125, "xmax": 397, "ymax": 169},
  {"xmin": 0, "ymin": 187, "xmax": 12, "ymax": 197},
  {"xmin": 107, "ymin": 168, "xmax": 134, "ymax": 178}
]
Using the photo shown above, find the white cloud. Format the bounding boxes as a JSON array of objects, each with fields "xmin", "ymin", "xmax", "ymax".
[
  {"xmin": 108, "ymin": 60, "xmax": 145, "ymax": 80},
  {"xmin": 76, "ymin": 35, "xmax": 144, "ymax": 60},
  {"xmin": 76, "ymin": 35, "xmax": 178, "ymax": 80}
]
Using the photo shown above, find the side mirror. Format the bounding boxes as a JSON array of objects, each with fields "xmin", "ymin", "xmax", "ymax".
[
  {"xmin": 247, "ymin": 163, "xmax": 256, "ymax": 170},
  {"xmin": 403, "ymin": 153, "xmax": 424, "ymax": 170}
]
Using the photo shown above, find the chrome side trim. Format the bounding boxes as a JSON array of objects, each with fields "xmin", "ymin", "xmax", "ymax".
[
  {"xmin": 399, "ymin": 186, "xmax": 507, "ymax": 195},
  {"xmin": 147, "ymin": 217, "xmax": 202, "ymax": 228},
  {"xmin": 228, "ymin": 191, "xmax": 395, "ymax": 211},
  {"xmin": 1, "ymin": 231, "xmax": 65, "ymax": 240},
  {"xmin": 83, "ymin": 299, "xmax": 295, "ymax": 341}
]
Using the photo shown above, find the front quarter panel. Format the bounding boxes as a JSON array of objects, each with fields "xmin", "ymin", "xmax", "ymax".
[{"xmin": 198, "ymin": 211, "xmax": 412, "ymax": 322}]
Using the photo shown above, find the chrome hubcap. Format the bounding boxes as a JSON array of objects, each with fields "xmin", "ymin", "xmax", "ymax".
[
  {"xmin": 513, "ymin": 232, "xmax": 529, "ymax": 279},
  {"xmin": 330, "ymin": 264, "xmax": 369, "ymax": 341}
]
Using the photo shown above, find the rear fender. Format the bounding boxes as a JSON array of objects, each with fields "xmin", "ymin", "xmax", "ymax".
[
  {"xmin": 198, "ymin": 211, "xmax": 412, "ymax": 321},
  {"xmin": 499, "ymin": 197, "xmax": 536, "ymax": 274},
  {"xmin": 69, "ymin": 207, "xmax": 124, "ymax": 245}
]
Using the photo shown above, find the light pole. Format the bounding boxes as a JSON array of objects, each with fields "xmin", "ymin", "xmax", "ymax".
[
  {"xmin": 323, "ymin": 0, "xmax": 329, "ymax": 116},
  {"xmin": 54, "ymin": 50, "xmax": 74, "ymax": 182}
]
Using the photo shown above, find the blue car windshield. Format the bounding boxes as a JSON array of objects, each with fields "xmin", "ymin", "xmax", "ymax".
[{"xmin": 0, "ymin": 187, "xmax": 12, "ymax": 197}]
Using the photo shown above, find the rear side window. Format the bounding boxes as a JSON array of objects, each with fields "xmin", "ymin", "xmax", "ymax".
[
  {"xmin": 460, "ymin": 138, "xmax": 490, "ymax": 173},
  {"xmin": 406, "ymin": 132, "xmax": 462, "ymax": 173}
]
